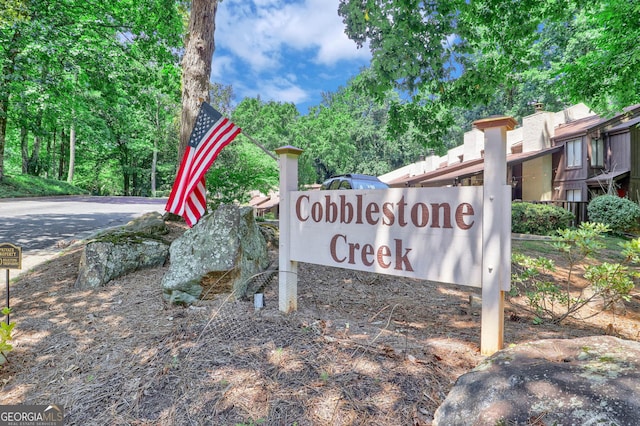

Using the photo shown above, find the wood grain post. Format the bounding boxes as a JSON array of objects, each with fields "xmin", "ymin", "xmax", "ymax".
[
  {"xmin": 473, "ymin": 116, "xmax": 517, "ymax": 355},
  {"xmin": 275, "ymin": 146, "xmax": 303, "ymax": 312}
]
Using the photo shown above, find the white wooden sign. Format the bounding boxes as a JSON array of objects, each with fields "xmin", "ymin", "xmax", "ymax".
[
  {"xmin": 276, "ymin": 116, "xmax": 516, "ymax": 356},
  {"xmin": 290, "ymin": 187, "xmax": 484, "ymax": 287}
]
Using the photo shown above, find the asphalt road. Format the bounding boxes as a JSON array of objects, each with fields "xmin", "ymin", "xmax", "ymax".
[{"xmin": 0, "ymin": 196, "xmax": 168, "ymax": 273}]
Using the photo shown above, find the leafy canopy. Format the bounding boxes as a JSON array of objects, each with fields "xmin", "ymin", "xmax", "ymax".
[{"xmin": 338, "ymin": 0, "xmax": 639, "ymax": 144}]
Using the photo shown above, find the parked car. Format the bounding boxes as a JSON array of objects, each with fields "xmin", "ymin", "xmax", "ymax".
[{"xmin": 320, "ymin": 174, "xmax": 389, "ymax": 190}]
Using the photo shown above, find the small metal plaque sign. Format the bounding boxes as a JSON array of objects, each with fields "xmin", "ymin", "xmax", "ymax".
[{"xmin": 0, "ymin": 243, "xmax": 22, "ymax": 269}]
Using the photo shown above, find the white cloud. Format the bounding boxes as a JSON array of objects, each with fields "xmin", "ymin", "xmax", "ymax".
[
  {"xmin": 212, "ymin": 0, "xmax": 370, "ymax": 107},
  {"xmin": 210, "ymin": 55, "xmax": 235, "ymax": 81},
  {"xmin": 217, "ymin": 0, "xmax": 369, "ymax": 71},
  {"xmin": 261, "ymin": 78, "xmax": 309, "ymax": 104}
]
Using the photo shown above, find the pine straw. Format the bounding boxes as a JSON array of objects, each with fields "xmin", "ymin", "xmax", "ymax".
[{"xmin": 1, "ymin": 223, "xmax": 639, "ymax": 425}]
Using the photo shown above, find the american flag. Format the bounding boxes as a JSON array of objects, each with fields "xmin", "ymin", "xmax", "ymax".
[{"xmin": 165, "ymin": 102, "xmax": 241, "ymax": 227}]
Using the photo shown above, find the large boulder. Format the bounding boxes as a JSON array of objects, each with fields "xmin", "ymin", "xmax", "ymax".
[
  {"xmin": 433, "ymin": 336, "xmax": 640, "ymax": 426},
  {"xmin": 161, "ymin": 205, "xmax": 269, "ymax": 305},
  {"xmin": 75, "ymin": 212, "xmax": 170, "ymax": 289}
]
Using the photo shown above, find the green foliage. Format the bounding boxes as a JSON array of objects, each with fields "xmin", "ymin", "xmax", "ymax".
[
  {"xmin": 299, "ymin": 79, "xmax": 427, "ymax": 183},
  {"xmin": 587, "ymin": 195, "xmax": 640, "ymax": 234},
  {"xmin": 0, "ymin": 0, "xmax": 184, "ymax": 190},
  {"xmin": 558, "ymin": 0, "xmax": 640, "ymax": 114},
  {"xmin": 206, "ymin": 139, "xmax": 279, "ymax": 208},
  {"xmin": 338, "ymin": 0, "xmax": 638, "ymax": 143},
  {"xmin": 511, "ymin": 222, "xmax": 638, "ymax": 324},
  {"xmin": 0, "ymin": 307, "xmax": 15, "ymax": 365},
  {"xmin": 511, "ymin": 202, "xmax": 574, "ymax": 235},
  {"xmin": 0, "ymin": 174, "xmax": 88, "ymax": 198}
]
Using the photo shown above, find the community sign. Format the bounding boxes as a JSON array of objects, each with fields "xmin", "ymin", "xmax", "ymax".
[{"xmin": 290, "ymin": 186, "xmax": 484, "ymax": 287}]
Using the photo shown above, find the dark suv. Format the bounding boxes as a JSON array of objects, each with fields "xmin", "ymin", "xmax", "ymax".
[{"xmin": 320, "ymin": 174, "xmax": 389, "ymax": 190}]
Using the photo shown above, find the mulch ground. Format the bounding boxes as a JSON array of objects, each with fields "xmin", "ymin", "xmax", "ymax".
[{"xmin": 1, "ymin": 222, "xmax": 639, "ymax": 425}]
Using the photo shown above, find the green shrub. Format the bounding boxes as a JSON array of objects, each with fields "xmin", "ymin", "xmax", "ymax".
[
  {"xmin": 511, "ymin": 222, "xmax": 638, "ymax": 324},
  {"xmin": 0, "ymin": 308, "xmax": 15, "ymax": 366},
  {"xmin": 511, "ymin": 202, "xmax": 574, "ymax": 235},
  {"xmin": 587, "ymin": 195, "xmax": 640, "ymax": 234}
]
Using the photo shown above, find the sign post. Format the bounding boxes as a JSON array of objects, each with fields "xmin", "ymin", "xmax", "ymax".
[
  {"xmin": 0, "ymin": 242, "xmax": 22, "ymax": 324},
  {"xmin": 276, "ymin": 116, "xmax": 515, "ymax": 356},
  {"xmin": 473, "ymin": 116, "xmax": 517, "ymax": 355},
  {"xmin": 275, "ymin": 146, "xmax": 303, "ymax": 313}
]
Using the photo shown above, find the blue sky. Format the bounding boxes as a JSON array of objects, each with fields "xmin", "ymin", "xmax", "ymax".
[{"xmin": 211, "ymin": 0, "xmax": 372, "ymax": 115}]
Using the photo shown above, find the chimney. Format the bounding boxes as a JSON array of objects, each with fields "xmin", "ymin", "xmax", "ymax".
[
  {"xmin": 523, "ymin": 111, "xmax": 554, "ymax": 152},
  {"xmin": 463, "ymin": 128, "xmax": 485, "ymax": 161}
]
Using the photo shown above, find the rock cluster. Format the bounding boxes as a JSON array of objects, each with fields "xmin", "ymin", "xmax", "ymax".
[
  {"xmin": 161, "ymin": 205, "xmax": 269, "ymax": 305},
  {"xmin": 75, "ymin": 212, "xmax": 169, "ymax": 289},
  {"xmin": 434, "ymin": 335, "xmax": 640, "ymax": 426}
]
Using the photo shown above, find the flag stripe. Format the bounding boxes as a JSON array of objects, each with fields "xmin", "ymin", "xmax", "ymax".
[
  {"xmin": 181, "ymin": 119, "xmax": 239, "ymax": 198},
  {"xmin": 167, "ymin": 118, "xmax": 234, "ymax": 214},
  {"xmin": 165, "ymin": 103, "xmax": 241, "ymax": 227}
]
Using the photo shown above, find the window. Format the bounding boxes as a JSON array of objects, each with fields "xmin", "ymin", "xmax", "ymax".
[
  {"xmin": 590, "ymin": 138, "xmax": 604, "ymax": 168},
  {"xmin": 329, "ymin": 179, "xmax": 341, "ymax": 190},
  {"xmin": 566, "ymin": 139, "xmax": 582, "ymax": 168},
  {"xmin": 566, "ymin": 189, "xmax": 582, "ymax": 202}
]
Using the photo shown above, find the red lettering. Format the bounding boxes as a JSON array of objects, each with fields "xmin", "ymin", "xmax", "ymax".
[
  {"xmin": 361, "ymin": 244, "xmax": 375, "ymax": 266},
  {"xmin": 348, "ymin": 241, "xmax": 360, "ymax": 264},
  {"xmin": 340, "ymin": 195, "xmax": 353, "ymax": 224},
  {"xmin": 394, "ymin": 239, "xmax": 413, "ymax": 271},
  {"xmin": 311, "ymin": 202, "xmax": 323, "ymax": 222},
  {"xmin": 455, "ymin": 203, "xmax": 475, "ymax": 230},
  {"xmin": 366, "ymin": 202, "xmax": 380, "ymax": 225},
  {"xmin": 330, "ymin": 234, "xmax": 346, "ymax": 263},
  {"xmin": 430, "ymin": 203, "xmax": 452, "ymax": 228},
  {"xmin": 411, "ymin": 203, "xmax": 429, "ymax": 227},
  {"xmin": 382, "ymin": 202, "xmax": 395, "ymax": 226},
  {"xmin": 355, "ymin": 194, "xmax": 363, "ymax": 224},
  {"xmin": 295, "ymin": 195, "xmax": 309, "ymax": 221},
  {"xmin": 377, "ymin": 245, "xmax": 392, "ymax": 268},
  {"xmin": 397, "ymin": 196, "xmax": 408, "ymax": 226},
  {"xmin": 325, "ymin": 195, "xmax": 338, "ymax": 223}
]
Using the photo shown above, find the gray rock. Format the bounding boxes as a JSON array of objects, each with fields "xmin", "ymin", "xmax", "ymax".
[
  {"xmin": 75, "ymin": 234, "xmax": 169, "ymax": 289},
  {"xmin": 433, "ymin": 336, "xmax": 640, "ymax": 426},
  {"xmin": 161, "ymin": 205, "xmax": 269, "ymax": 304},
  {"xmin": 120, "ymin": 211, "xmax": 169, "ymax": 235}
]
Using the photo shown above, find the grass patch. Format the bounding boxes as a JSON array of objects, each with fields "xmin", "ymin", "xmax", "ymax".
[
  {"xmin": 512, "ymin": 239, "xmax": 557, "ymax": 256},
  {"xmin": 0, "ymin": 174, "xmax": 88, "ymax": 198},
  {"xmin": 513, "ymin": 232, "xmax": 633, "ymax": 264}
]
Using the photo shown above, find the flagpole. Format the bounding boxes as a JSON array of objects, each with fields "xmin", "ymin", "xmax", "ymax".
[{"xmin": 242, "ymin": 132, "xmax": 278, "ymax": 162}]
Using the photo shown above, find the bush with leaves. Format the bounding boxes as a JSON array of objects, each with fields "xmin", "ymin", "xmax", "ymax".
[
  {"xmin": 587, "ymin": 195, "xmax": 640, "ymax": 235},
  {"xmin": 511, "ymin": 222, "xmax": 639, "ymax": 324},
  {"xmin": 511, "ymin": 201, "xmax": 574, "ymax": 235},
  {"xmin": 0, "ymin": 307, "xmax": 15, "ymax": 365}
]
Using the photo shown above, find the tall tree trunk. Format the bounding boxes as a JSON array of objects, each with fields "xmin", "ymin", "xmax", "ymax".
[
  {"xmin": 0, "ymin": 111, "xmax": 7, "ymax": 180},
  {"xmin": 20, "ymin": 126, "xmax": 28, "ymax": 173},
  {"xmin": 67, "ymin": 122, "xmax": 75, "ymax": 183},
  {"xmin": 59, "ymin": 128, "xmax": 66, "ymax": 180},
  {"xmin": 132, "ymin": 158, "xmax": 138, "ymax": 196},
  {"xmin": 46, "ymin": 125, "xmax": 56, "ymax": 178},
  {"xmin": 0, "ymin": 30, "xmax": 21, "ymax": 180},
  {"xmin": 152, "ymin": 137, "xmax": 158, "ymax": 196},
  {"xmin": 151, "ymin": 109, "xmax": 160, "ymax": 197},
  {"xmin": 28, "ymin": 134, "xmax": 41, "ymax": 175},
  {"xmin": 67, "ymin": 70, "xmax": 78, "ymax": 184},
  {"xmin": 28, "ymin": 112, "xmax": 42, "ymax": 175},
  {"xmin": 151, "ymin": 100, "xmax": 159, "ymax": 197},
  {"xmin": 179, "ymin": 0, "xmax": 218, "ymax": 160}
]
